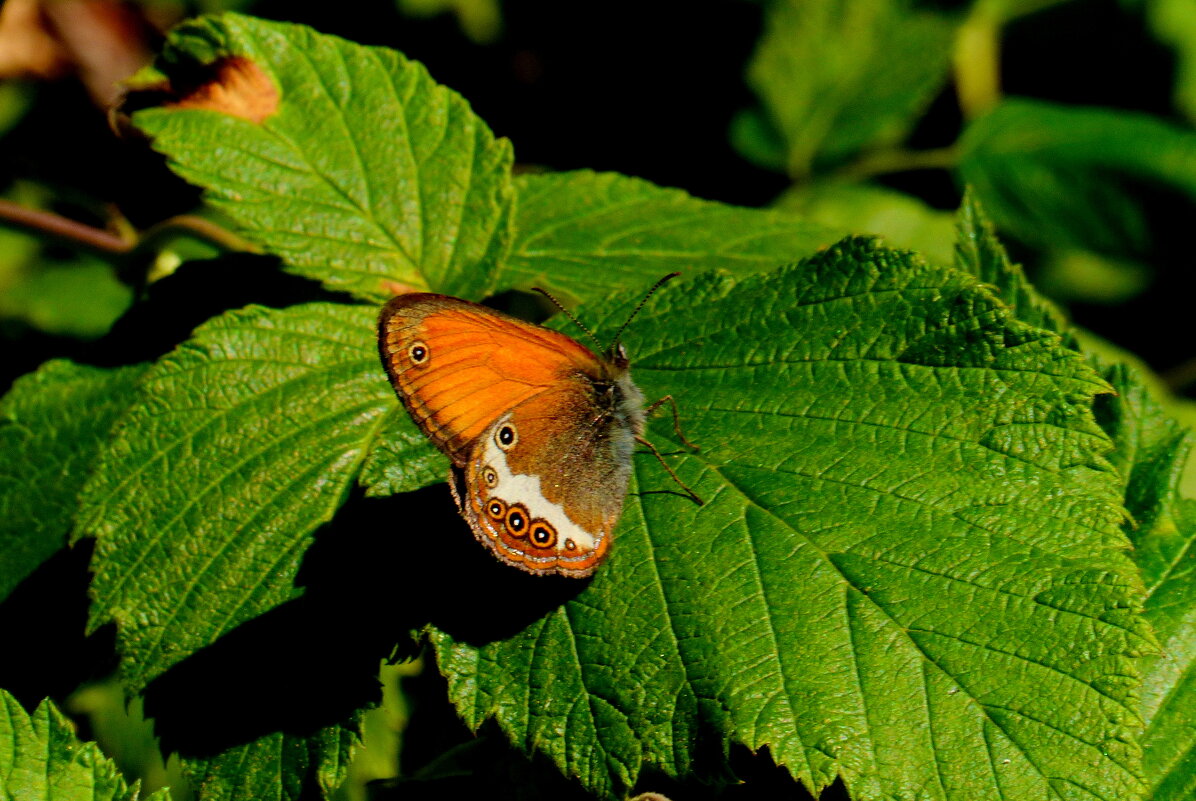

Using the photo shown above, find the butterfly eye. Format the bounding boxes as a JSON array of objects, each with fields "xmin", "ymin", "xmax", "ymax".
[
  {"xmin": 496, "ymin": 423, "xmax": 518, "ymax": 450},
  {"xmin": 505, "ymin": 504, "xmax": 528, "ymax": 537},
  {"xmin": 408, "ymin": 341, "xmax": 429, "ymax": 364},
  {"xmin": 486, "ymin": 498, "xmax": 506, "ymax": 519},
  {"xmin": 530, "ymin": 521, "xmax": 557, "ymax": 549}
]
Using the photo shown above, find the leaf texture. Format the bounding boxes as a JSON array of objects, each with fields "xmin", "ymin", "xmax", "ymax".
[
  {"xmin": 133, "ymin": 13, "xmax": 513, "ymax": 301},
  {"xmin": 434, "ymin": 238, "xmax": 1148, "ymax": 800},
  {"xmin": 0, "ymin": 361, "xmax": 145, "ymax": 603},
  {"xmin": 78, "ymin": 303, "xmax": 401, "ymax": 690},
  {"xmin": 501, "ymin": 171, "xmax": 839, "ymax": 300},
  {"xmin": 0, "ymin": 690, "xmax": 170, "ymax": 801},
  {"xmin": 959, "ymin": 99, "xmax": 1196, "ymax": 259},
  {"xmin": 1098, "ymin": 365, "xmax": 1196, "ymax": 801},
  {"xmin": 181, "ymin": 726, "xmax": 357, "ymax": 801}
]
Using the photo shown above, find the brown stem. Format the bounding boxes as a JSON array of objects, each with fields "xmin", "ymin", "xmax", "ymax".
[
  {"xmin": 0, "ymin": 200, "xmax": 254, "ymax": 260},
  {"xmin": 0, "ymin": 198, "xmax": 132, "ymax": 254}
]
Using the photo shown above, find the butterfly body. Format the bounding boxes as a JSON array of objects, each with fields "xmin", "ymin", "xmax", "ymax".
[{"xmin": 378, "ymin": 293, "xmax": 645, "ymax": 577}]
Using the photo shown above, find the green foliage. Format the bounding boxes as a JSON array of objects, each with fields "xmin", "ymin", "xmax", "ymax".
[
  {"xmin": 135, "ymin": 14, "xmax": 513, "ymax": 302},
  {"xmin": 435, "ymin": 236, "xmax": 1145, "ymax": 799},
  {"xmin": 0, "ymin": 187, "xmax": 132, "ymax": 338},
  {"xmin": 0, "ymin": 689, "xmax": 171, "ymax": 801},
  {"xmin": 779, "ymin": 180, "xmax": 956, "ymax": 266},
  {"xmin": 181, "ymin": 726, "xmax": 357, "ymax": 801},
  {"xmin": 743, "ymin": 0, "xmax": 957, "ymax": 176},
  {"xmin": 501, "ymin": 171, "xmax": 840, "ymax": 300},
  {"xmin": 3, "ymin": 7, "xmax": 1196, "ymax": 801},
  {"xmin": 958, "ymin": 98, "xmax": 1196, "ymax": 259},
  {"xmin": 78, "ymin": 303, "xmax": 399, "ymax": 690},
  {"xmin": 0, "ymin": 361, "xmax": 146, "ymax": 603},
  {"xmin": 1098, "ymin": 364, "xmax": 1196, "ymax": 801},
  {"xmin": 959, "ymin": 191, "xmax": 1196, "ymax": 801}
]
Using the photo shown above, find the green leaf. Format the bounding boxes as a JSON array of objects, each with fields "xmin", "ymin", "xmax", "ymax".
[
  {"xmin": 0, "ymin": 689, "xmax": 171, "ymax": 801},
  {"xmin": 746, "ymin": 0, "xmax": 956, "ymax": 176},
  {"xmin": 727, "ymin": 107, "xmax": 787, "ymax": 172},
  {"xmin": 0, "ymin": 361, "xmax": 146, "ymax": 603},
  {"xmin": 433, "ymin": 238, "xmax": 1147, "ymax": 799},
  {"xmin": 953, "ymin": 188, "xmax": 1068, "ymax": 337},
  {"xmin": 1096, "ymin": 364, "xmax": 1196, "ymax": 801},
  {"xmin": 133, "ymin": 13, "xmax": 514, "ymax": 302},
  {"xmin": 501, "ymin": 171, "xmax": 840, "ymax": 301},
  {"xmin": 0, "ymin": 256, "xmax": 132, "ymax": 339},
  {"xmin": 1138, "ymin": 498, "xmax": 1196, "ymax": 801},
  {"xmin": 359, "ymin": 413, "xmax": 445, "ymax": 497},
  {"xmin": 1034, "ymin": 250, "xmax": 1153, "ymax": 306},
  {"xmin": 77, "ymin": 303, "xmax": 402, "ymax": 690},
  {"xmin": 181, "ymin": 725, "xmax": 356, "ymax": 801},
  {"xmin": 778, "ymin": 179, "xmax": 956, "ymax": 266},
  {"xmin": 953, "ymin": 193, "xmax": 1194, "ymax": 801},
  {"xmin": 959, "ymin": 98, "xmax": 1196, "ymax": 258}
]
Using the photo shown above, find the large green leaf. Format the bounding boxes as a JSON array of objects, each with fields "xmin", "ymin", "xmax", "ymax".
[
  {"xmin": 181, "ymin": 725, "xmax": 357, "ymax": 801},
  {"xmin": 959, "ymin": 98, "xmax": 1196, "ymax": 258},
  {"xmin": 0, "ymin": 361, "xmax": 145, "ymax": 603},
  {"xmin": 0, "ymin": 690, "xmax": 171, "ymax": 801},
  {"xmin": 745, "ymin": 0, "xmax": 956, "ymax": 177},
  {"xmin": 74, "ymin": 303, "xmax": 398, "ymax": 800},
  {"xmin": 1098, "ymin": 365, "xmax": 1196, "ymax": 801},
  {"xmin": 500, "ymin": 171, "xmax": 839, "ymax": 300},
  {"xmin": 432, "ymin": 238, "xmax": 1147, "ymax": 799},
  {"xmin": 956, "ymin": 192, "xmax": 1196, "ymax": 801},
  {"xmin": 77, "ymin": 303, "xmax": 402, "ymax": 690},
  {"xmin": 132, "ymin": 13, "xmax": 513, "ymax": 301}
]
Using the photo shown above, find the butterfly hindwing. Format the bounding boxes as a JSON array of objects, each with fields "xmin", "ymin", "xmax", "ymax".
[{"xmin": 458, "ymin": 386, "xmax": 637, "ymax": 576}]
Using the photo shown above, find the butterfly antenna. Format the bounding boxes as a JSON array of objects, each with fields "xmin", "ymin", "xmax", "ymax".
[
  {"xmin": 607, "ymin": 272, "xmax": 681, "ymax": 354},
  {"xmin": 531, "ymin": 285, "xmax": 604, "ymax": 352}
]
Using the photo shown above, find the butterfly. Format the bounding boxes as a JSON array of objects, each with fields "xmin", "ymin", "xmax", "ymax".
[{"xmin": 377, "ymin": 275, "xmax": 701, "ymax": 578}]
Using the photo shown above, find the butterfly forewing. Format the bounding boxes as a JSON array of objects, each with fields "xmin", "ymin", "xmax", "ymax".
[{"xmin": 378, "ymin": 294, "xmax": 600, "ymax": 463}]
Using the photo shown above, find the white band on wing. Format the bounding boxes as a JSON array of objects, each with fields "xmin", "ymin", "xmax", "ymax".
[{"xmin": 482, "ymin": 434, "xmax": 597, "ymax": 554}]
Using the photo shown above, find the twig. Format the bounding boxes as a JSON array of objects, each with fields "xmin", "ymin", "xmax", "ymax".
[
  {"xmin": 0, "ymin": 199, "xmax": 254, "ymax": 261},
  {"xmin": 0, "ymin": 197, "xmax": 131, "ymax": 254}
]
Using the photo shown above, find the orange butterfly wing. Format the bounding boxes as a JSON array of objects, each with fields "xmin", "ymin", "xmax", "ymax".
[
  {"xmin": 378, "ymin": 293, "xmax": 644, "ymax": 577},
  {"xmin": 378, "ymin": 294, "xmax": 604, "ymax": 464}
]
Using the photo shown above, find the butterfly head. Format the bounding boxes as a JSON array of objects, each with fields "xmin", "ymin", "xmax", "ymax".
[{"xmin": 609, "ymin": 341, "xmax": 630, "ymax": 370}]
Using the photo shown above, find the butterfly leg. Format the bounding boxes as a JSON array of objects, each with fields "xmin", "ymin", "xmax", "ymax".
[
  {"xmin": 634, "ymin": 434, "xmax": 704, "ymax": 506},
  {"xmin": 644, "ymin": 395, "xmax": 699, "ymax": 451}
]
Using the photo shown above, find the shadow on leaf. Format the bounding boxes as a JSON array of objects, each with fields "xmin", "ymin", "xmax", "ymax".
[{"xmin": 142, "ymin": 482, "xmax": 585, "ymax": 758}]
